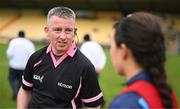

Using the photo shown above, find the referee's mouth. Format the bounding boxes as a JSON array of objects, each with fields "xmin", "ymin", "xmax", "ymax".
[{"xmin": 57, "ymin": 41, "xmax": 67, "ymax": 47}]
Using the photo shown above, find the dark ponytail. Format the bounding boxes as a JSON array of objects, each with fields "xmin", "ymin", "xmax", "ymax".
[
  {"xmin": 113, "ymin": 12, "xmax": 173, "ymax": 108},
  {"xmin": 147, "ymin": 65, "xmax": 173, "ymax": 107}
]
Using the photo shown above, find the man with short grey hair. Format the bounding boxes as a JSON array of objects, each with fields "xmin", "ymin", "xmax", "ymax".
[
  {"xmin": 47, "ymin": 6, "xmax": 76, "ymax": 24},
  {"xmin": 17, "ymin": 6, "xmax": 104, "ymax": 109}
]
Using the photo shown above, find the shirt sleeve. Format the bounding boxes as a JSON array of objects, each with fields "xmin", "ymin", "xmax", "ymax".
[
  {"xmin": 109, "ymin": 92, "xmax": 150, "ymax": 109},
  {"xmin": 80, "ymin": 64, "xmax": 104, "ymax": 107},
  {"xmin": 22, "ymin": 55, "xmax": 34, "ymax": 90}
]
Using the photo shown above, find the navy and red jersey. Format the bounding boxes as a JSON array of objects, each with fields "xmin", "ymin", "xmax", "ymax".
[
  {"xmin": 22, "ymin": 42, "xmax": 104, "ymax": 108},
  {"xmin": 109, "ymin": 71, "xmax": 178, "ymax": 109}
]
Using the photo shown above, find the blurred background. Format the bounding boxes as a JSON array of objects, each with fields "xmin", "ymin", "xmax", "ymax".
[{"xmin": 0, "ymin": 0, "xmax": 180, "ymax": 108}]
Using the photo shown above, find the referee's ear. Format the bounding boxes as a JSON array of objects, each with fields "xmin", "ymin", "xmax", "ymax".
[{"xmin": 44, "ymin": 25, "xmax": 49, "ymax": 37}]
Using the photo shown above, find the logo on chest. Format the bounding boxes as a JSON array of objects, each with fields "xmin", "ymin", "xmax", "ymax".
[
  {"xmin": 33, "ymin": 75, "xmax": 44, "ymax": 83},
  {"xmin": 57, "ymin": 82, "xmax": 72, "ymax": 89}
]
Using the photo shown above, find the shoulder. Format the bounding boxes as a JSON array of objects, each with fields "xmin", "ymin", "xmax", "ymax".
[
  {"xmin": 109, "ymin": 92, "xmax": 149, "ymax": 109},
  {"xmin": 80, "ymin": 42, "xmax": 92, "ymax": 51},
  {"xmin": 29, "ymin": 46, "xmax": 47, "ymax": 62},
  {"xmin": 23, "ymin": 38, "xmax": 34, "ymax": 45},
  {"xmin": 75, "ymin": 49, "xmax": 96, "ymax": 74},
  {"xmin": 75, "ymin": 49, "xmax": 93, "ymax": 66},
  {"xmin": 8, "ymin": 38, "xmax": 18, "ymax": 45},
  {"xmin": 90, "ymin": 41, "xmax": 104, "ymax": 51}
]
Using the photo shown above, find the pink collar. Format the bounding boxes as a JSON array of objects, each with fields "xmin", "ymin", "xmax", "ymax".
[{"xmin": 46, "ymin": 42, "xmax": 77, "ymax": 57}]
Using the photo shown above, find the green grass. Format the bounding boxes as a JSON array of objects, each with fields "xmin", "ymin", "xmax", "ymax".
[
  {"xmin": 0, "ymin": 44, "xmax": 180, "ymax": 108},
  {"xmin": 0, "ymin": 45, "xmax": 15, "ymax": 108},
  {"xmin": 166, "ymin": 54, "xmax": 180, "ymax": 103}
]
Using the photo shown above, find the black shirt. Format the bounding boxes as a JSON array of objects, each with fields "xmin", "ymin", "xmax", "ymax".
[{"xmin": 22, "ymin": 43, "xmax": 104, "ymax": 108}]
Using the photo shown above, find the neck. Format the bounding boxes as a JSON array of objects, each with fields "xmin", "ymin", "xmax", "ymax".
[
  {"xmin": 52, "ymin": 48, "xmax": 64, "ymax": 56},
  {"xmin": 124, "ymin": 61, "xmax": 144, "ymax": 81}
]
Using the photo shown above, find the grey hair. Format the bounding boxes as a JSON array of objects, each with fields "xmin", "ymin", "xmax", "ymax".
[{"xmin": 47, "ymin": 6, "xmax": 76, "ymax": 24}]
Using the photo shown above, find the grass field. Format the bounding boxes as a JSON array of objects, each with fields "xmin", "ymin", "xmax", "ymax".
[{"xmin": 0, "ymin": 44, "xmax": 180, "ymax": 108}]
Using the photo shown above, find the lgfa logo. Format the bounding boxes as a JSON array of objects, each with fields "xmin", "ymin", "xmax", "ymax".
[{"xmin": 33, "ymin": 75, "xmax": 44, "ymax": 83}]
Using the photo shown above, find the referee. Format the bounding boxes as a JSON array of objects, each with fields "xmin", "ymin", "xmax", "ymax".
[{"xmin": 17, "ymin": 6, "xmax": 104, "ymax": 109}]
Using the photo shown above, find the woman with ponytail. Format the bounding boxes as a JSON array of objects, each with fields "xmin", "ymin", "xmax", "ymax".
[{"xmin": 109, "ymin": 12, "xmax": 178, "ymax": 108}]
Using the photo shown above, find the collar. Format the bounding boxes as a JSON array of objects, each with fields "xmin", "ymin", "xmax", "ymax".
[
  {"xmin": 126, "ymin": 70, "xmax": 151, "ymax": 86},
  {"xmin": 46, "ymin": 42, "xmax": 77, "ymax": 57}
]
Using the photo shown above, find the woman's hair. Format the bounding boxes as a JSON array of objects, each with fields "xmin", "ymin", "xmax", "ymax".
[{"xmin": 113, "ymin": 12, "xmax": 173, "ymax": 108}]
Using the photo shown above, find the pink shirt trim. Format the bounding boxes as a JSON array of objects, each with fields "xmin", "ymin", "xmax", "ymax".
[
  {"xmin": 33, "ymin": 60, "xmax": 42, "ymax": 68},
  {"xmin": 22, "ymin": 76, "xmax": 33, "ymax": 87},
  {"xmin": 71, "ymin": 77, "xmax": 82, "ymax": 109},
  {"xmin": 50, "ymin": 52, "xmax": 68, "ymax": 68},
  {"xmin": 81, "ymin": 92, "xmax": 103, "ymax": 103},
  {"xmin": 46, "ymin": 42, "xmax": 77, "ymax": 57},
  {"xmin": 46, "ymin": 42, "xmax": 77, "ymax": 68}
]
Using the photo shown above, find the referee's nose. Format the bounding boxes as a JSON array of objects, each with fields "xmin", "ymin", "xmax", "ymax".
[{"xmin": 59, "ymin": 31, "xmax": 67, "ymax": 40}]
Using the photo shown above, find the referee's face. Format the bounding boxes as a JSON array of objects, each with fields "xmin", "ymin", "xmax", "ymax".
[{"xmin": 45, "ymin": 16, "xmax": 75, "ymax": 55}]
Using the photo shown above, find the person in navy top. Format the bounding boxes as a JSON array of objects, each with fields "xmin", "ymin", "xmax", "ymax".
[
  {"xmin": 110, "ymin": 71, "xmax": 151, "ymax": 108},
  {"xmin": 109, "ymin": 12, "xmax": 178, "ymax": 108},
  {"xmin": 17, "ymin": 6, "xmax": 104, "ymax": 109}
]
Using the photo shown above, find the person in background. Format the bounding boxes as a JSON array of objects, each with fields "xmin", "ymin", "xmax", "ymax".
[
  {"xmin": 6, "ymin": 30, "xmax": 35, "ymax": 100},
  {"xmin": 80, "ymin": 34, "xmax": 106, "ymax": 78},
  {"xmin": 109, "ymin": 12, "xmax": 178, "ymax": 108},
  {"xmin": 17, "ymin": 6, "xmax": 103, "ymax": 109}
]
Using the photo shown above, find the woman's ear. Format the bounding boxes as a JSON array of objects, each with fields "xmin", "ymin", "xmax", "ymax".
[{"xmin": 120, "ymin": 43, "xmax": 128, "ymax": 60}]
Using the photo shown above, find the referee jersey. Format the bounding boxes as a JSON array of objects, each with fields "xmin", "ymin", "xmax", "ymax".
[{"xmin": 22, "ymin": 43, "xmax": 104, "ymax": 108}]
